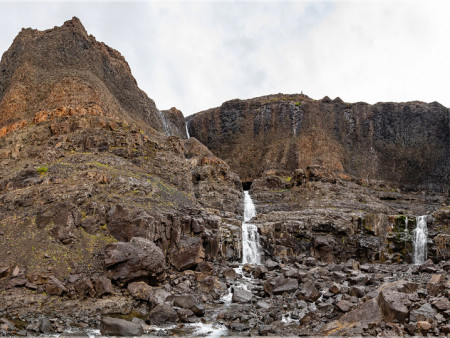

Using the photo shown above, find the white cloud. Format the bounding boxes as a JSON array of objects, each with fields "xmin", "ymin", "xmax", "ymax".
[{"xmin": 0, "ymin": 1, "xmax": 449, "ymax": 116}]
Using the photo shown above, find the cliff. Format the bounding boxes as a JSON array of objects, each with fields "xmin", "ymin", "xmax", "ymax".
[
  {"xmin": 0, "ymin": 17, "xmax": 168, "ymax": 135},
  {"xmin": 187, "ymin": 93, "xmax": 450, "ymax": 192}
]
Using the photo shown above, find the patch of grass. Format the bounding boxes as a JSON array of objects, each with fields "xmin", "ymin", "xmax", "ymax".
[{"xmin": 37, "ymin": 165, "xmax": 48, "ymax": 174}]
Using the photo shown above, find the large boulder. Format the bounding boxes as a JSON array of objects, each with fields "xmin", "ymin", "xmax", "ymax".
[
  {"xmin": 169, "ymin": 236, "xmax": 205, "ymax": 271},
  {"xmin": 173, "ymin": 295, "xmax": 198, "ymax": 309},
  {"xmin": 378, "ymin": 289, "xmax": 410, "ymax": 322},
  {"xmin": 232, "ymin": 288, "xmax": 253, "ymax": 303},
  {"xmin": 100, "ymin": 317, "xmax": 143, "ymax": 336},
  {"xmin": 298, "ymin": 281, "xmax": 321, "ymax": 302},
  {"xmin": 104, "ymin": 237, "xmax": 165, "ymax": 285},
  {"xmin": 127, "ymin": 282, "xmax": 153, "ymax": 301},
  {"xmin": 148, "ymin": 303, "xmax": 179, "ymax": 325},
  {"xmin": 45, "ymin": 276, "xmax": 67, "ymax": 296},
  {"xmin": 264, "ymin": 277, "xmax": 298, "ymax": 295}
]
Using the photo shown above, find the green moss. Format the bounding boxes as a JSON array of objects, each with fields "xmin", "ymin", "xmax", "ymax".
[{"xmin": 37, "ymin": 165, "xmax": 48, "ymax": 174}]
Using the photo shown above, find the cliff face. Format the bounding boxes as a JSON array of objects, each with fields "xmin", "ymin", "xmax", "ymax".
[
  {"xmin": 187, "ymin": 94, "xmax": 450, "ymax": 191},
  {"xmin": 0, "ymin": 17, "xmax": 168, "ymax": 135},
  {"xmin": 0, "ymin": 18, "xmax": 243, "ymax": 287}
]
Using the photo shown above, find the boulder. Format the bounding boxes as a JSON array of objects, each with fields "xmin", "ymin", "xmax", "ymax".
[
  {"xmin": 265, "ymin": 259, "xmax": 279, "ymax": 270},
  {"xmin": 419, "ymin": 259, "xmax": 437, "ymax": 273},
  {"xmin": 336, "ymin": 300, "xmax": 353, "ymax": 313},
  {"xmin": 264, "ymin": 277, "xmax": 298, "ymax": 295},
  {"xmin": 104, "ymin": 237, "xmax": 165, "ymax": 285},
  {"xmin": 298, "ymin": 281, "xmax": 321, "ymax": 302},
  {"xmin": 74, "ymin": 278, "xmax": 96, "ymax": 298},
  {"xmin": 127, "ymin": 282, "xmax": 153, "ymax": 301},
  {"xmin": 378, "ymin": 289, "xmax": 410, "ymax": 322},
  {"xmin": 92, "ymin": 276, "xmax": 114, "ymax": 296},
  {"xmin": 148, "ymin": 303, "xmax": 179, "ymax": 325},
  {"xmin": 107, "ymin": 205, "xmax": 156, "ymax": 242},
  {"xmin": 45, "ymin": 276, "xmax": 67, "ymax": 296},
  {"xmin": 170, "ymin": 237, "xmax": 205, "ymax": 271},
  {"xmin": 251, "ymin": 265, "xmax": 268, "ymax": 279},
  {"xmin": 173, "ymin": 295, "xmax": 198, "ymax": 309},
  {"xmin": 426, "ymin": 274, "xmax": 445, "ymax": 296},
  {"xmin": 39, "ymin": 318, "xmax": 54, "ymax": 334},
  {"xmin": 35, "ymin": 202, "xmax": 81, "ymax": 244},
  {"xmin": 175, "ymin": 308, "xmax": 196, "ymax": 323},
  {"xmin": 417, "ymin": 321, "xmax": 432, "ymax": 332},
  {"xmin": 100, "ymin": 317, "xmax": 143, "ymax": 336},
  {"xmin": 322, "ymin": 298, "xmax": 383, "ymax": 336},
  {"xmin": 148, "ymin": 289, "xmax": 171, "ymax": 307},
  {"xmin": 349, "ymin": 286, "xmax": 365, "ymax": 298},
  {"xmin": 410, "ymin": 303, "xmax": 437, "ymax": 323},
  {"xmin": 191, "ymin": 303, "xmax": 205, "ymax": 317},
  {"xmin": 223, "ymin": 268, "xmax": 237, "ymax": 280},
  {"xmin": 432, "ymin": 297, "xmax": 450, "ymax": 311},
  {"xmin": 330, "ymin": 282, "xmax": 342, "ymax": 294},
  {"xmin": 232, "ymin": 289, "xmax": 253, "ymax": 303}
]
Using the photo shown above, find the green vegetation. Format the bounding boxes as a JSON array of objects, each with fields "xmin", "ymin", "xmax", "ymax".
[{"xmin": 37, "ymin": 165, "xmax": 48, "ymax": 174}]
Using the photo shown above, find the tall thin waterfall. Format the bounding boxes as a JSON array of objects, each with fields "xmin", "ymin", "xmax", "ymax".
[
  {"xmin": 242, "ymin": 191, "xmax": 261, "ymax": 264},
  {"xmin": 185, "ymin": 123, "xmax": 190, "ymax": 139},
  {"xmin": 413, "ymin": 215, "xmax": 428, "ymax": 265},
  {"xmin": 157, "ymin": 110, "xmax": 170, "ymax": 135}
]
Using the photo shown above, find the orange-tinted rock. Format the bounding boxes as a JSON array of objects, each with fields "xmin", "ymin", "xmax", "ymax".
[{"xmin": 0, "ymin": 17, "xmax": 166, "ymax": 135}]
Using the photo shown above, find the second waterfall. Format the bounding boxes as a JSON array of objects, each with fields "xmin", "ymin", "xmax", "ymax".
[{"xmin": 242, "ymin": 191, "xmax": 262, "ymax": 264}]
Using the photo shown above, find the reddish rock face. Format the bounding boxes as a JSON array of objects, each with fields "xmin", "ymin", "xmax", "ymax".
[
  {"xmin": 187, "ymin": 94, "xmax": 449, "ymax": 191},
  {"xmin": 0, "ymin": 17, "xmax": 166, "ymax": 135}
]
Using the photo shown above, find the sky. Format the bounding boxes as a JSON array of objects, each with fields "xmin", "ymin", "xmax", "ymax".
[{"xmin": 0, "ymin": 0, "xmax": 449, "ymax": 116}]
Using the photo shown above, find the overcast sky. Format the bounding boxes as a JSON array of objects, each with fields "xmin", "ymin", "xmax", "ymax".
[{"xmin": 1, "ymin": 0, "xmax": 449, "ymax": 116}]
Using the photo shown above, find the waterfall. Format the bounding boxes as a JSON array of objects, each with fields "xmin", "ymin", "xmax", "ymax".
[
  {"xmin": 242, "ymin": 191, "xmax": 261, "ymax": 264},
  {"xmin": 157, "ymin": 110, "xmax": 170, "ymax": 135},
  {"xmin": 413, "ymin": 215, "xmax": 428, "ymax": 265},
  {"xmin": 185, "ymin": 122, "xmax": 190, "ymax": 139}
]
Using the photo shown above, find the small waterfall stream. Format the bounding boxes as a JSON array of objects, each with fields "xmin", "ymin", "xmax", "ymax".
[
  {"xmin": 242, "ymin": 191, "xmax": 261, "ymax": 264},
  {"xmin": 185, "ymin": 122, "xmax": 190, "ymax": 139},
  {"xmin": 157, "ymin": 110, "xmax": 170, "ymax": 135},
  {"xmin": 413, "ymin": 215, "xmax": 428, "ymax": 265},
  {"xmin": 221, "ymin": 190, "xmax": 262, "ymax": 305}
]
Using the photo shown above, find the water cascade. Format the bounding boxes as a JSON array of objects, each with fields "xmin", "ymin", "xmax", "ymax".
[
  {"xmin": 413, "ymin": 215, "xmax": 428, "ymax": 265},
  {"xmin": 185, "ymin": 122, "xmax": 190, "ymax": 139},
  {"xmin": 157, "ymin": 110, "xmax": 170, "ymax": 135},
  {"xmin": 242, "ymin": 191, "xmax": 262, "ymax": 264}
]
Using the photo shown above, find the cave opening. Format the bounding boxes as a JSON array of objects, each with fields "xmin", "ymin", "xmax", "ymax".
[{"xmin": 242, "ymin": 181, "xmax": 253, "ymax": 191}]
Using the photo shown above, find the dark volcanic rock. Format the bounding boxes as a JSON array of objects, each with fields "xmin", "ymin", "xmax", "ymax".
[
  {"xmin": 264, "ymin": 277, "xmax": 298, "ymax": 295},
  {"xmin": 100, "ymin": 316, "xmax": 143, "ymax": 336},
  {"xmin": 104, "ymin": 237, "xmax": 165, "ymax": 285},
  {"xmin": 148, "ymin": 303, "xmax": 179, "ymax": 325},
  {"xmin": 187, "ymin": 94, "xmax": 450, "ymax": 191},
  {"xmin": 232, "ymin": 289, "xmax": 253, "ymax": 303},
  {"xmin": 169, "ymin": 236, "xmax": 205, "ymax": 271},
  {"xmin": 45, "ymin": 276, "xmax": 67, "ymax": 296},
  {"xmin": 378, "ymin": 289, "xmax": 410, "ymax": 322},
  {"xmin": 127, "ymin": 281, "xmax": 153, "ymax": 301}
]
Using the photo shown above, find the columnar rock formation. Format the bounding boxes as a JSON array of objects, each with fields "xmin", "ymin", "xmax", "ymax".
[{"xmin": 187, "ymin": 94, "xmax": 450, "ymax": 192}]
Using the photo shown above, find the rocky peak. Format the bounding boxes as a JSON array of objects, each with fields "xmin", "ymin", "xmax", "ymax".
[{"xmin": 0, "ymin": 17, "xmax": 167, "ymax": 135}]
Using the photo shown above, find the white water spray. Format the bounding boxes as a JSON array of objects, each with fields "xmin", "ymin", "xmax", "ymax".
[
  {"xmin": 413, "ymin": 215, "xmax": 428, "ymax": 265},
  {"xmin": 242, "ymin": 191, "xmax": 262, "ymax": 264},
  {"xmin": 185, "ymin": 122, "xmax": 190, "ymax": 139},
  {"xmin": 158, "ymin": 110, "xmax": 170, "ymax": 135}
]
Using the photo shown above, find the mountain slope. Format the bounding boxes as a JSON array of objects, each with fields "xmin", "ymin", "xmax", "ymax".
[{"xmin": 0, "ymin": 17, "xmax": 166, "ymax": 135}]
